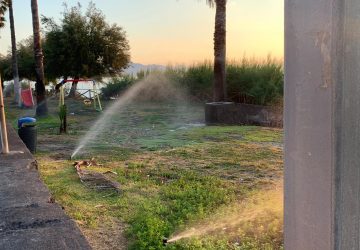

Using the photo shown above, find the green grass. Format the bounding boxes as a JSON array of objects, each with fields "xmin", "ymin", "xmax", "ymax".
[{"xmin": 5, "ymin": 97, "xmax": 284, "ymax": 249}]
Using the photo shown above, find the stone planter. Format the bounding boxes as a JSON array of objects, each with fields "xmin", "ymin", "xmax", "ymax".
[{"xmin": 205, "ymin": 102, "xmax": 283, "ymax": 127}]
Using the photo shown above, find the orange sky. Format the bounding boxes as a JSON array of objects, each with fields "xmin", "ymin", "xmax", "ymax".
[
  {"xmin": 0, "ymin": 0, "xmax": 284, "ymax": 65},
  {"xmin": 127, "ymin": 0, "xmax": 284, "ymax": 65}
]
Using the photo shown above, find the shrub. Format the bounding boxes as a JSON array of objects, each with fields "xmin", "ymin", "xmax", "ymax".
[
  {"xmin": 181, "ymin": 62, "xmax": 213, "ymax": 101},
  {"xmin": 166, "ymin": 58, "xmax": 284, "ymax": 105},
  {"xmin": 102, "ymin": 58, "xmax": 284, "ymax": 106},
  {"xmin": 101, "ymin": 76, "xmax": 135, "ymax": 99},
  {"xmin": 227, "ymin": 58, "xmax": 283, "ymax": 105}
]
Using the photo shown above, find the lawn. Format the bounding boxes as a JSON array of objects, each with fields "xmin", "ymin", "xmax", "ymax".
[{"xmin": 5, "ymin": 97, "xmax": 284, "ymax": 250}]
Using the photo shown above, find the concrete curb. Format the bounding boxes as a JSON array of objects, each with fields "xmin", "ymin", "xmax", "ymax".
[{"xmin": 0, "ymin": 125, "xmax": 91, "ymax": 250}]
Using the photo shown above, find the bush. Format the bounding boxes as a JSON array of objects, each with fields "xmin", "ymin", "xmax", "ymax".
[
  {"xmin": 181, "ymin": 62, "xmax": 213, "ymax": 101},
  {"xmin": 166, "ymin": 58, "xmax": 284, "ymax": 105},
  {"xmin": 102, "ymin": 58, "xmax": 284, "ymax": 106},
  {"xmin": 101, "ymin": 76, "xmax": 135, "ymax": 99},
  {"xmin": 227, "ymin": 58, "xmax": 283, "ymax": 105}
]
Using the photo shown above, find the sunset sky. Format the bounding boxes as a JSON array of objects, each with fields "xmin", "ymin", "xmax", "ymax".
[{"xmin": 0, "ymin": 0, "xmax": 284, "ymax": 65}]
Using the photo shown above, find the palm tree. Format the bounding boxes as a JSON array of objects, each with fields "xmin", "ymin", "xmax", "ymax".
[
  {"xmin": 8, "ymin": 0, "xmax": 21, "ymax": 106},
  {"xmin": 31, "ymin": 0, "xmax": 48, "ymax": 116},
  {"xmin": 207, "ymin": 0, "xmax": 227, "ymax": 102}
]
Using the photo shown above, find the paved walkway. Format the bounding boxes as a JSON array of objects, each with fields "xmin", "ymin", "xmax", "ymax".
[{"xmin": 0, "ymin": 125, "xmax": 91, "ymax": 250}]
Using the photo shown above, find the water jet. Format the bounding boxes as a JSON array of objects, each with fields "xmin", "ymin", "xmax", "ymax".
[{"xmin": 71, "ymin": 73, "xmax": 185, "ymax": 159}]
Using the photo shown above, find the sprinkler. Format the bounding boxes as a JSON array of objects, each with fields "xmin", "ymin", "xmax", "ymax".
[{"xmin": 162, "ymin": 237, "xmax": 168, "ymax": 246}]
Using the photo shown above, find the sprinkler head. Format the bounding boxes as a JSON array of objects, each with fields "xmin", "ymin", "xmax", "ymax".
[{"xmin": 162, "ymin": 237, "xmax": 168, "ymax": 246}]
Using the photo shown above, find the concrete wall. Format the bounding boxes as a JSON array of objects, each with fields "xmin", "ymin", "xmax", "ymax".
[{"xmin": 205, "ymin": 102, "xmax": 283, "ymax": 127}]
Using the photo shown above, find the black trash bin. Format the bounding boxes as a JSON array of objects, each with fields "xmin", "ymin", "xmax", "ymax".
[{"xmin": 18, "ymin": 117, "xmax": 37, "ymax": 153}]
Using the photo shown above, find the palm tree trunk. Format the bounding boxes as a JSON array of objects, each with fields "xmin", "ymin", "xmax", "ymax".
[
  {"xmin": 31, "ymin": 0, "xmax": 48, "ymax": 116},
  {"xmin": 8, "ymin": 0, "xmax": 20, "ymax": 106},
  {"xmin": 213, "ymin": 0, "xmax": 227, "ymax": 102}
]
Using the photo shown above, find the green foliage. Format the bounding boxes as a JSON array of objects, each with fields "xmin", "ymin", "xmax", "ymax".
[
  {"xmin": 127, "ymin": 173, "xmax": 236, "ymax": 250},
  {"xmin": 0, "ymin": 54, "xmax": 11, "ymax": 80},
  {"xmin": 179, "ymin": 62, "xmax": 213, "ymax": 101},
  {"xmin": 42, "ymin": 2, "xmax": 130, "ymax": 79},
  {"xmin": 0, "ymin": 37, "xmax": 40, "ymax": 81},
  {"xmin": 101, "ymin": 76, "xmax": 135, "ymax": 99},
  {"xmin": 17, "ymin": 37, "xmax": 36, "ymax": 80},
  {"xmin": 167, "ymin": 58, "xmax": 284, "ymax": 105},
  {"xmin": 226, "ymin": 58, "xmax": 283, "ymax": 105}
]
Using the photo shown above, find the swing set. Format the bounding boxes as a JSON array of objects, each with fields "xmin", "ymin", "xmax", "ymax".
[{"xmin": 57, "ymin": 79, "xmax": 103, "ymax": 112}]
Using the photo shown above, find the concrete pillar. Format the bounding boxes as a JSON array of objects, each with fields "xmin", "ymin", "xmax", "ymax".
[{"xmin": 285, "ymin": 0, "xmax": 360, "ymax": 249}]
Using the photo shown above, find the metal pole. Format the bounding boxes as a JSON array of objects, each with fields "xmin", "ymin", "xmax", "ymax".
[
  {"xmin": 93, "ymin": 81, "xmax": 102, "ymax": 111},
  {"xmin": 0, "ymin": 74, "xmax": 10, "ymax": 154},
  {"xmin": 0, "ymin": 122, "xmax": 2, "ymax": 152}
]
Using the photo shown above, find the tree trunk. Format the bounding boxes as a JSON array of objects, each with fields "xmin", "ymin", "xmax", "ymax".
[
  {"xmin": 68, "ymin": 76, "xmax": 79, "ymax": 98},
  {"xmin": 213, "ymin": 0, "xmax": 227, "ymax": 102},
  {"xmin": 31, "ymin": 0, "xmax": 48, "ymax": 116},
  {"xmin": 8, "ymin": 0, "xmax": 20, "ymax": 106}
]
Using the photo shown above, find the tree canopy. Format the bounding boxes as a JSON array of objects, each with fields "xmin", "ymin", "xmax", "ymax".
[
  {"xmin": 42, "ymin": 3, "xmax": 130, "ymax": 80},
  {"xmin": 0, "ymin": 37, "xmax": 36, "ymax": 81}
]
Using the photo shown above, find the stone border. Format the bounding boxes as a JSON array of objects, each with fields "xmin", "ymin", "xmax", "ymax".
[{"xmin": 205, "ymin": 102, "xmax": 283, "ymax": 128}]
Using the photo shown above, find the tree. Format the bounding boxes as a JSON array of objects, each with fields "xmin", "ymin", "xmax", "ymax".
[
  {"xmin": 43, "ymin": 3, "xmax": 130, "ymax": 96},
  {"xmin": 31, "ymin": 0, "xmax": 48, "ymax": 116},
  {"xmin": 0, "ymin": 37, "xmax": 36, "ymax": 82},
  {"xmin": 8, "ymin": 0, "xmax": 21, "ymax": 106},
  {"xmin": 207, "ymin": 0, "xmax": 227, "ymax": 102}
]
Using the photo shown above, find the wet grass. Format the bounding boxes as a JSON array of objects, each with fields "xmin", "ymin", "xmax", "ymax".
[{"xmin": 5, "ymin": 97, "xmax": 284, "ymax": 250}]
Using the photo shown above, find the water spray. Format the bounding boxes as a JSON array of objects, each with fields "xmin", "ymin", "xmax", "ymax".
[{"xmin": 70, "ymin": 73, "xmax": 184, "ymax": 159}]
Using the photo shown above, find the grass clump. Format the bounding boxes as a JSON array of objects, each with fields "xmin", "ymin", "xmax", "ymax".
[
  {"xmin": 101, "ymin": 76, "xmax": 135, "ymax": 99},
  {"xmin": 127, "ymin": 173, "xmax": 236, "ymax": 250},
  {"xmin": 165, "ymin": 57, "xmax": 283, "ymax": 105}
]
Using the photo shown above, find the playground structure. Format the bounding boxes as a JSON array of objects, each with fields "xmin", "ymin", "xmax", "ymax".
[
  {"xmin": 56, "ymin": 79, "xmax": 103, "ymax": 134},
  {"xmin": 57, "ymin": 79, "xmax": 103, "ymax": 112},
  {"xmin": 21, "ymin": 88, "xmax": 35, "ymax": 108}
]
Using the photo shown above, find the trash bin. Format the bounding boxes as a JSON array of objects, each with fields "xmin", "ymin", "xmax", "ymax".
[{"xmin": 18, "ymin": 117, "xmax": 37, "ymax": 153}]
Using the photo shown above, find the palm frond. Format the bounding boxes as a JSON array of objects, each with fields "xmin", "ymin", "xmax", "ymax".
[
  {"xmin": 206, "ymin": 0, "xmax": 215, "ymax": 8},
  {"xmin": 0, "ymin": 0, "xmax": 8, "ymax": 28}
]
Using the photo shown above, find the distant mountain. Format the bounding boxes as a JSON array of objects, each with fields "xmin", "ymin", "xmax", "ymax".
[{"xmin": 124, "ymin": 63, "xmax": 166, "ymax": 76}]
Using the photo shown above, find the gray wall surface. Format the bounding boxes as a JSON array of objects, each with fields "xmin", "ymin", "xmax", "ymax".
[{"xmin": 285, "ymin": 0, "xmax": 360, "ymax": 249}]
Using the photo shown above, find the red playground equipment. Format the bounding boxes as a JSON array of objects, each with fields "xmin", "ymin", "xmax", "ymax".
[{"xmin": 21, "ymin": 88, "xmax": 35, "ymax": 108}]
